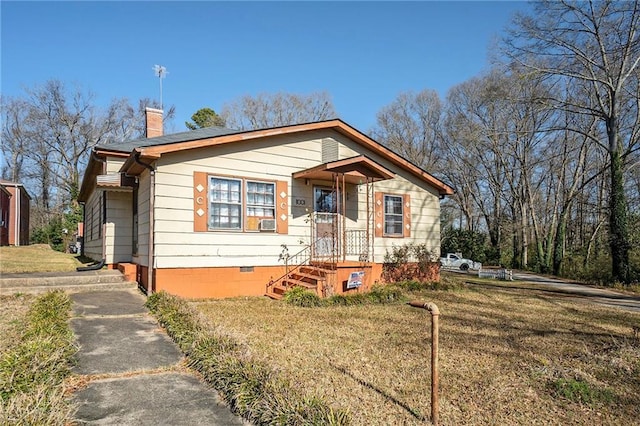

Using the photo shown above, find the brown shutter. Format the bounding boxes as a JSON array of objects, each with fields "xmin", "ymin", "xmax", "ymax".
[
  {"xmin": 194, "ymin": 172, "xmax": 208, "ymax": 232},
  {"xmin": 374, "ymin": 191, "xmax": 383, "ymax": 238},
  {"xmin": 403, "ymin": 193, "xmax": 411, "ymax": 238},
  {"xmin": 276, "ymin": 180, "xmax": 289, "ymax": 234}
]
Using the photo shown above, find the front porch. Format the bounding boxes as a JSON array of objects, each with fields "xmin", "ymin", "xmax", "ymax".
[
  {"xmin": 266, "ymin": 155, "xmax": 394, "ymax": 299},
  {"xmin": 265, "ymin": 242, "xmax": 383, "ymax": 300}
]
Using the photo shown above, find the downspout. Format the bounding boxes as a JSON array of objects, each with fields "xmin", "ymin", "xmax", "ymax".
[
  {"xmin": 79, "ymin": 201, "xmax": 86, "ymax": 257},
  {"xmin": 135, "ymin": 153, "xmax": 155, "ymax": 296},
  {"xmin": 102, "ymin": 191, "xmax": 107, "ymax": 265}
]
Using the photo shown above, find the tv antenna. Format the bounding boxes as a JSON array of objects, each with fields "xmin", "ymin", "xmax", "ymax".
[{"xmin": 152, "ymin": 65, "xmax": 168, "ymax": 110}]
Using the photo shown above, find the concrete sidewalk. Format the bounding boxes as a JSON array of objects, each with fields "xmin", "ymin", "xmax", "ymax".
[{"xmin": 69, "ymin": 290, "xmax": 248, "ymax": 425}]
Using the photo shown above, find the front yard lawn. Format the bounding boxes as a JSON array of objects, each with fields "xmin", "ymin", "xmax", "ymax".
[
  {"xmin": 0, "ymin": 244, "xmax": 86, "ymax": 273},
  {"xmin": 191, "ymin": 282, "xmax": 640, "ymax": 425}
]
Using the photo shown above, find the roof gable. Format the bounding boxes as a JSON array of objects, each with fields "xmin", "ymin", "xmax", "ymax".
[{"xmin": 80, "ymin": 119, "xmax": 454, "ymax": 201}]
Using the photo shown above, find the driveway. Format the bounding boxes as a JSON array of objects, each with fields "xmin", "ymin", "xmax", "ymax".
[{"xmin": 467, "ymin": 271, "xmax": 640, "ymax": 313}]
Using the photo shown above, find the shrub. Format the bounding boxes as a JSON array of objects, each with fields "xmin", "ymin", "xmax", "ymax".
[
  {"xmin": 383, "ymin": 243, "xmax": 440, "ymax": 283},
  {"xmin": 366, "ymin": 285, "xmax": 404, "ymax": 303},
  {"xmin": 282, "ymin": 286, "xmax": 322, "ymax": 307},
  {"xmin": 146, "ymin": 292, "xmax": 349, "ymax": 425},
  {"xmin": 0, "ymin": 291, "xmax": 76, "ymax": 424}
]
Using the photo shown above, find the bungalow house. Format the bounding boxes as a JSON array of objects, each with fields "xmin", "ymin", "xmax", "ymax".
[
  {"xmin": 78, "ymin": 108, "xmax": 453, "ymax": 299},
  {"xmin": 0, "ymin": 180, "xmax": 31, "ymax": 246}
]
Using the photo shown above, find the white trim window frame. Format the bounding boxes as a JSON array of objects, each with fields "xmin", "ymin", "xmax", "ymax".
[
  {"xmin": 383, "ymin": 194, "xmax": 404, "ymax": 237},
  {"xmin": 246, "ymin": 180, "xmax": 275, "ymax": 230},
  {"xmin": 209, "ymin": 177, "xmax": 242, "ymax": 230}
]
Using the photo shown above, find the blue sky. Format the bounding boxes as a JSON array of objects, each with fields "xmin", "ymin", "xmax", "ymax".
[{"xmin": 2, "ymin": 1, "xmax": 528, "ymax": 134}]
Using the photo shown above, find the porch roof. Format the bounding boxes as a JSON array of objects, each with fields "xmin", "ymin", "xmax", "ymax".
[{"xmin": 292, "ymin": 155, "xmax": 395, "ymax": 184}]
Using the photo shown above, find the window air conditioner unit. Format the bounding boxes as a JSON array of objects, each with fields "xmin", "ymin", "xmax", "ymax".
[{"xmin": 259, "ymin": 218, "xmax": 277, "ymax": 231}]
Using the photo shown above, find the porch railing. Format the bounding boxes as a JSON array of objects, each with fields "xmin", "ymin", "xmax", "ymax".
[
  {"xmin": 345, "ymin": 229, "xmax": 369, "ymax": 260},
  {"xmin": 310, "ymin": 213, "xmax": 372, "ymax": 263}
]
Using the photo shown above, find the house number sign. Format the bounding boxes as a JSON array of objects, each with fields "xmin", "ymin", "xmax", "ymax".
[{"xmin": 295, "ymin": 199, "xmax": 305, "ymax": 206}]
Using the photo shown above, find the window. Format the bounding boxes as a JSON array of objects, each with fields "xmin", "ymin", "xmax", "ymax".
[
  {"xmin": 314, "ymin": 187, "xmax": 337, "ymax": 214},
  {"xmin": 384, "ymin": 195, "xmax": 403, "ymax": 236},
  {"xmin": 209, "ymin": 177, "xmax": 242, "ymax": 230},
  {"xmin": 246, "ymin": 181, "xmax": 275, "ymax": 231},
  {"xmin": 197, "ymin": 173, "xmax": 285, "ymax": 233}
]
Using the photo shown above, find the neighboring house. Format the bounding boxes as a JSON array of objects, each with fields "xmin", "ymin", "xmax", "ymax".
[
  {"xmin": 0, "ymin": 180, "xmax": 31, "ymax": 246},
  {"xmin": 0, "ymin": 185, "xmax": 10, "ymax": 246},
  {"xmin": 78, "ymin": 108, "xmax": 453, "ymax": 299}
]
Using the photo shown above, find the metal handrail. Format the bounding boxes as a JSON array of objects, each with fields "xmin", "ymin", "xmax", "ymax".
[{"xmin": 267, "ymin": 236, "xmax": 333, "ymax": 293}]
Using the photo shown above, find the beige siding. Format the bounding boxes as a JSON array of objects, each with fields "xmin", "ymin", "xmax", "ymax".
[
  {"xmin": 334, "ymin": 132, "xmax": 442, "ymax": 260},
  {"xmin": 134, "ymin": 170, "xmax": 151, "ymax": 267},
  {"xmin": 152, "ymin": 129, "xmax": 442, "ymax": 269},
  {"xmin": 371, "ymin": 177, "xmax": 441, "ymax": 262},
  {"xmin": 106, "ymin": 157, "xmax": 126, "ymax": 174},
  {"xmin": 105, "ymin": 191, "xmax": 132, "ymax": 264},
  {"xmin": 83, "ymin": 190, "xmax": 103, "ymax": 261}
]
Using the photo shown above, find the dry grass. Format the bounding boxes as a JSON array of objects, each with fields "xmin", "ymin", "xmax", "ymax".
[
  {"xmin": 0, "ymin": 244, "xmax": 84, "ymax": 273},
  {"xmin": 0, "ymin": 291, "xmax": 76, "ymax": 425},
  {"xmin": 0, "ymin": 294, "xmax": 34, "ymax": 353},
  {"xmin": 192, "ymin": 283, "xmax": 640, "ymax": 425}
]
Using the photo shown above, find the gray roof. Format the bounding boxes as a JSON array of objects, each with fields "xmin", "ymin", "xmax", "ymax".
[{"xmin": 95, "ymin": 126, "xmax": 244, "ymax": 153}]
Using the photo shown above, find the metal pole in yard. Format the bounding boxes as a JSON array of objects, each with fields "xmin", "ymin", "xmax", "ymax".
[{"xmin": 407, "ymin": 300, "xmax": 440, "ymax": 426}]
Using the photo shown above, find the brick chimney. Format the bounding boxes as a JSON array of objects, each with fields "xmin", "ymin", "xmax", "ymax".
[{"xmin": 145, "ymin": 107, "xmax": 163, "ymax": 138}]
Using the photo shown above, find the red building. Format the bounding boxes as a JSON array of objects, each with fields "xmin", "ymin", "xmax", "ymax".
[
  {"xmin": 0, "ymin": 180, "xmax": 31, "ymax": 246},
  {"xmin": 0, "ymin": 185, "xmax": 10, "ymax": 246}
]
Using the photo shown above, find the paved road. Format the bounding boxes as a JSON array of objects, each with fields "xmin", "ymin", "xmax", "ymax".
[
  {"xmin": 460, "ymin": 272, "xmax": 640, "ymax": 312},
  {"xmin": 477, "ymin": 271, "xmax": 640, "ymax": 313}
]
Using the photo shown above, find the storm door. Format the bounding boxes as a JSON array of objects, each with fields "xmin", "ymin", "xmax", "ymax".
[{"xmin": 313, "ymin": 187, "xmax": 338, "ymax": 258}]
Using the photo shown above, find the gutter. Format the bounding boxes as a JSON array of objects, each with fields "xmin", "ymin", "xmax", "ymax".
[{"xmin": 134, "ymin": 152, "xmax": 156, "ymax": 296}]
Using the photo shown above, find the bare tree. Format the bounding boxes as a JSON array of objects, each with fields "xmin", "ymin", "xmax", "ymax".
[
  {"xmin": 0, "ymin": 97, "xmax": 30, "ymax": 182},
  {"xmin": 443, "ymin": 71, "xmax": 515, "ymax": 262},
  {"xmin": 505, "ymin": 0, "xmax": 640, "ymax": 283},
  {"xmin": 371, "ymin": 89, "xmax": 444, "ymax": 171},
  {"xmin": 220, "ymin": 92, "xmax": 336, "ymax": 130},
  {"xmin": 1, "ymin": 80, "xmax": 177, "ymax": 240},
  {"xmin": 104, "ymin": 97, "xmax": 176, "ymax": 143}
]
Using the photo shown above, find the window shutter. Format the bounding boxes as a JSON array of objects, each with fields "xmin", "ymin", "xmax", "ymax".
[
  {"xmin": 374, "ymin": 191, "xmax": 383, "ymax": 238},
  {"xmin": 276, "ymin": 180, "xmax": 289, "ymax": 234},
  {"xmin": 194, "ymin": 172, "xmax": 208, "ymax": 232},
  {"xmin": 403, "ymin": 193, "xmax": 411, "ymax": 238}
]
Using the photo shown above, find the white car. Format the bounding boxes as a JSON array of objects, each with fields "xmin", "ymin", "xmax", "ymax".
[{"xmin": 440, "ymin": 253, "xmax": 481, "ymax": 271}]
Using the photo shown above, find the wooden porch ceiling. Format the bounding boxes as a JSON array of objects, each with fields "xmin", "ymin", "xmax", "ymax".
[{"xmin": 292, "ymin": 155, "xmax": 395, "ymax": 184}]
